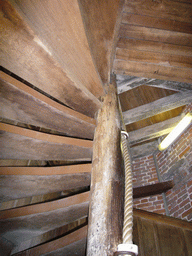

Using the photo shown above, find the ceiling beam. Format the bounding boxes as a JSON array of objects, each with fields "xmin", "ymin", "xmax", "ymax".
[
  {"xmin": 129, "ymin": 115, "xmax": 183, "ymax": 145},
  {"xmin": 130, "ymin": 140, "xmax": 159, "ymax": 159},
  {"xmin": 123, "ymin": 91, "xmax": 192, "ymax": 125},
  {"xmin": 117, "ymin": 76, "xmax": 192, "ymax": 94}
]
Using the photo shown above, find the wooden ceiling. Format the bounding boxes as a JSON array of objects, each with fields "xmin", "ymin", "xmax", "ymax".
[{"xmin": 113, "ymin": 0, "xmax": 192, "ymax": 154}]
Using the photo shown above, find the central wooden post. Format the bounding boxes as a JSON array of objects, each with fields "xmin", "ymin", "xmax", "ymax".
[{"xmin": 87, "ymin": 82, "xmax": 124, "ymax": 256}]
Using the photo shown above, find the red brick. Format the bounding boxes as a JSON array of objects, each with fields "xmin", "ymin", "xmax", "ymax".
[
  {"xmin": 180, "ymin": 198, "xmax": 190, "ymax": 208},
  {"xmin": 182, "ymin": 208, "xmax": 192, "ymax": 218},
  {"xmin": 179, "ymin": 146, "xmax": 190, "ymax": 159}
]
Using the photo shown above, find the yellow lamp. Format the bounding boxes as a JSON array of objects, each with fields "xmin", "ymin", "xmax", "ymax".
[{"xmin": 158, "ymin": 113, "xmax": 192, "ymax": 151}]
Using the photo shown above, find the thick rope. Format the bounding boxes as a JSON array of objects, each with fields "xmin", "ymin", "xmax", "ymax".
[{"xmin": 121, "ymin": 132, "xmax": 133, "ymax": 245}]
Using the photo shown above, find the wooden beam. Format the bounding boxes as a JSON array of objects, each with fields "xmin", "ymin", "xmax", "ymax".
[
  {"xmin": 117, "ymin": 76, "xmax": 151, "ymax": 93},
  {"xmin": 78, "ymin": 0, "xmax": 124, "ymax": 85},
  {"xmin": 122, "ymin": 12, "xmax": 192, "ymax": 34},
  {"xmin": 123, "ymin": 91, "xmax": 192, "ymax": 125},
  {"xmin": 129, "ymin": 115, "xmax": 183, "ymax": 145},
  {"xmin": 0, "ymin": 203, "xmax": 88, "ymax": 253},
  {"xmin": 117, "ymin": 38, "xmax": 192, "ymax": 57},
  {"xmin": 14, "ymin": 226, "xmax": 88, "ymax": 256},
  {"xmin": 87, "ymin": 83, "xmax": 124, "ymax": 255},
  {"xmin": 0, "ymin": 123, "xmax": 92, "ymax": 160},
  {"xmin": 116, "ymin": 48, "xmax": 192, "ymax": 69},
  {"xmin": 120, "ymin": 24, "xmax": 192, "ymax": 47},
  {"xmin": 0, "ymin": 174, "xmax": 91, "ymax": 202},
  {"xmin": 133, "ymin": 209, "xmax": 192, "ymax": 230},
  {"xmin": 10, "ymin": 0, "xmax": 104, "ymax": 99},
  {"xmin": 133, "ymin": 181, "xmax": 174, "ymax": 199},
  {"xmin": 0, "ymin": 192, "xmax": 90, "ymax": 219},
  {"xmin": 117, "ymin": 76, "xmax": 192, "ymax": 94},
  {"xmin": 0, "ymin": 164, "xmax": 91, "ymax": 175},
  {"xmin": 0, "ymin": 71, "xmax": 96, "ymax": 140},
  {"xmin": 0, "ymin": 1, "xmax": 101, "ymax": 117},
  {"xmin": 131, "ymin": 140, "xmax": 159, "ymax": 159},
  {"xmin": 124, "ymin": 0, "xmax": 192, "ymax": 24},
  {"xmin": 114, "ymin": 59, "xmax": 192, "ymax": 84}
]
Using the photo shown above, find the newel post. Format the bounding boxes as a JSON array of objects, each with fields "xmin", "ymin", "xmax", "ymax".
[{"xmin": 87, "ymin": 81, "xmax": 124, "ymax": 255}]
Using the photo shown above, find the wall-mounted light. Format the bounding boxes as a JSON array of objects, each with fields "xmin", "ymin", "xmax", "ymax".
[{"xmin": 158, "ymin": 113, "xmax": 192, "ymax": 151}]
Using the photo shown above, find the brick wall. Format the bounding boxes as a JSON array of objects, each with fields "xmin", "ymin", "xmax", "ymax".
[
  {"xmin": 132, "ymin": 155, "xmax": 166, "ymax": 215},
  {"xmin": 132, "ymin": 103, "xmax": 192, "ymax": 221}
]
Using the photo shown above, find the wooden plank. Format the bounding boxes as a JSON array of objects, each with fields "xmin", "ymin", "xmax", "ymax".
[
  {"xmin": 0, "ymin": 164, "xmax": 91, "ymax": 175},
  {"xmin": 78, "ymin": 0, "xmax": 124, "ymax": 85},
  {"xmin": 41, "ymin": 238, "xmax": 86, "ymax": 256},
  {"xmin": 117, "ymin": 76, "xmax": 192, "ymax": 94},
  {"xmin": 124, "ymin": 0, "xmax": 192, "ymax": 23},
  {"xmin": 120, "ymin": 24, "xmax": 192, "ymax": 47},
  {"xmin": 136, "ymin": 217, "xmax": 159, "ymax": 256},
  {"xmin": 123, "ymin": 91, "xmax": 192, "ymax": 125},
  {"xmin": 122, "ymin": 12, "xmax": 192, "ymax": 34},
  {"xmin": 87, "ymin": 83, "xmax": 124, "ymax": 255},
  {"xmin": 155, "ymin": 223, "xmax": 189, "ymax": 255},
  {"xmin": 0, "ymin": 192, "xmax": 90, "ymax": 219},
  {"xmin": 0, "ymin": 71, "xmax": 96, "ymax": 140},
  {"xmin": 114, "ymin": 59, "xmax": 192, "ymax": 84},
  {"xmin": 183, "ymin": 229, "xmax": 192, "ymax": 255},
  {"xmin": 10, "ymin": 0, "xmax": 104, "ymax": 99},
  {"xmin": 129, "ymin": 115, "xmax": 183, "ymax": 144},
  {"xmin": 133, "ymin": 181, "xmax": 174, "ymax": 199},
  {"xmin": 0, "ymin": 1, "xmax": 101, "ymax": 118},
  {"xmin": 0, "ymin": 204, "xmax": 88, "ymax": 251},
  {"xmin": 131, "ymin": 140, "xmax": 158, "ymax": 159},
  {"xmin": 117, "ymin": 38, "xmax": 192, "ymax": 57},
  {"xmin": 0, "ymin": 123, "xmax": 92, "ymax": 160},
  {"xmin": 133, "ymin": 208, "xmax": 192, "ymax": 230},
  {"xmin": 14, "ymin": 226, "xmax": 88, "ymax": 256},
  {"xmin": 0, "ymin": 174, "xmax": 91, "ymax": 202},
  {"xmin": 116, "ymin": 48, "xmax": 192, "ymax": 69}
]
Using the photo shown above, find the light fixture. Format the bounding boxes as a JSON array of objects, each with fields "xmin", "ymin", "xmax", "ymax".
[{"xmin": 158, "ymin": 113, "xmax": 192, "ymax": 151}]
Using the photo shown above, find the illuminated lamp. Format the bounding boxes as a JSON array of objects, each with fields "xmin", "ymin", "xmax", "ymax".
[{"xmin": 158, "ymin": 113, "xmax": 192, "ymax": 151}]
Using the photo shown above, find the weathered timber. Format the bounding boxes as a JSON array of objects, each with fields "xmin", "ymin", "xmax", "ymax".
[
  {"xmin": 122, "ymin": 13, "xmax": 192, "ymax": 34},
  {"xmin": 133, "ymin": 208, "xmax": 192, "ymax": 230},
  {"xmin": 0, "ymin": 192, "xmax": 90, "ymax": 219},
  {"xmin": 0, "ymin": 71, "xmax": 96, "ymax": 139},
  {"xmin": 131, "ymin": 140, "xmax": 159, "ymax": 159},
  {"xmin": 10, "ymin": 0, "xmax": 104, "ymax": 99},
  {"xmin": 0, "ymin": 1, "xmax": 101, "ymax": 117},
  {"xmin": 129, "ymin": 115, "xmax": 183, "ymax": 145},
  {"xmin": 78, "ymin": 0, "xmax": 124, "ymax": 85},
  {"xmin": 123, "ymin": 91, "xmax": 192, "ymax": 125},
  {"xmin": 133, "ymin": 180, "xmax": 174, "ymax": 199},
  {"xmin": 0, "ymin": 174, "xmax": 91, "ymax": 202},
  {"xmin": 38, "ymin": 238, "xmax": 87, "ymax": 256},
  {"xmin": 114, "ymin": 59, "xmax": 192, "ymax": 84},
  {"xmin": 0, "ymin": 164, "xmax": 91, "ymax": 175},
  {"xmin": 14, "ymin": 226, "xmax": 88, "ymax": 256},
  {"xmin": 87, "ymin": 83, "xmax": 124, "ymax": 255},
  {"xmin": 0, "ymin": 123, "xmax": 92, "ymax": 160},
  {"xmin": 116, "ymin": 48, "xmax": 192, "ymax": 69},
  {"xmin": 117, "ymin": 76, "xmax": 192, "ymax": 94},
  {"xmin": 0, "ymin": 203, "xmax": 88, "ymax": 252},
  {"xmin": 133, "ymin": 209, "xmax": 192, "ymax": 256},
  {"xmin": 124, "ymin": 0, "xmax": 192, "ymax": 23},
  {"xmin": 117, "ymin": 38, "xmax": 192, "ymax": 57},
  {"xmin": 120, "ymin": 24, "xmax": 192, "ymax": 47}
]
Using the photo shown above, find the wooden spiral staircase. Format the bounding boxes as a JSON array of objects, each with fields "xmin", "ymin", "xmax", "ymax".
[{"xmin": 0, "ymin": 1, "xmax": 192, "ymax": 255}]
